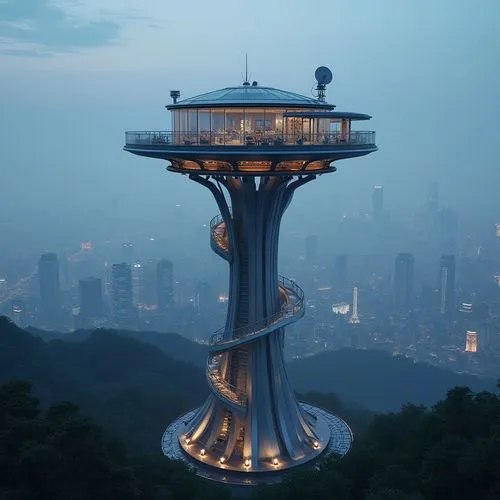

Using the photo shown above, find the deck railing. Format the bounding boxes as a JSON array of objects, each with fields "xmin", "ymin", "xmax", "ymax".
[{"xmin": 125, "ymin": 131, "xmax": 375, "ymax": 147}]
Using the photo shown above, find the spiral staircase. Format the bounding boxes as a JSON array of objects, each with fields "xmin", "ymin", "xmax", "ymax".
[{"xmin": 205, "ymin": 214, "xmax": 305, "ymax": 413}]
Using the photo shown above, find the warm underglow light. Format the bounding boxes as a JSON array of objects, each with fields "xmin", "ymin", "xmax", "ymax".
[
  {"xmin": 219, "ymin": 456, "xmax": 226, "ymax": 464},
  {"xmin": 272, "ymin": 457, "xmax": 279, "ymax": 466},
  {"xmin": 200, "ymin": 449, "xmax": 206, "ymax": 456},
  {"xmin": 244, "ymin": 458, "xmax": 251, "ymax": 468},
  {"xmin": 313, "ymin": 441, "xmax": 320, "ymax": 449}
]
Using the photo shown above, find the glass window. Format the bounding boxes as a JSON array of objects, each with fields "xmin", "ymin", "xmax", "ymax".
[
  {"xmin": 211, "ymin": 110, "xmax": 225, "ymax": 144},
  {"xmin": 188, "ymin": 110, "xmax": 198, "ymax": 136},
  {"xmin": 243, "ymin": 108, "xmax": 264, "ymax": 134},
  {"xmin": 180, "ymin": 111, "xmax": 188, "ymax": 132},
  {"xmin": 173, "ymin": 110, "xmax": 180, "ymax": 133},
  {"xmin": 264, "ymin": 109, "xmax": 284, "ymax": 137},
  {"xmin": 224, "ymin": 109, "xmax": 244, "ymax": 142},
  {"xmin": 199, "ymin": 110, "xmax": 210, "ymax": 133}
]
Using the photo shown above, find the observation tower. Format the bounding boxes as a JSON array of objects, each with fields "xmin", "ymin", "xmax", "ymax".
[{"xmin": 124, "ymin": 67, "xmax": 377, "ymax": 485}]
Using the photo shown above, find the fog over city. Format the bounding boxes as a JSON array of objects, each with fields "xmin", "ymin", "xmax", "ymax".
[{"xmin": 1, "ymin": 0, "xmax": 498, "ymax": 256}]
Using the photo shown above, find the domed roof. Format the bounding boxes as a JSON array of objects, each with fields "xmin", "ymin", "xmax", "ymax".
[{"xmin": 166, "ymin": 85, "xmax": 334, "ymax": 110}]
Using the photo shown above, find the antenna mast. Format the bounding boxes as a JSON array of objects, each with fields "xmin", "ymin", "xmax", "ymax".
[{"xmin": 243, "ymin": 54, "xmax": 250, "ymax": 85}]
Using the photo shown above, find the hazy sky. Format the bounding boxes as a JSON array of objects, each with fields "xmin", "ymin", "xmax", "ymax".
[{"xmin": 0, "ymin": 0, "xmax": 499, "ymax": 253}]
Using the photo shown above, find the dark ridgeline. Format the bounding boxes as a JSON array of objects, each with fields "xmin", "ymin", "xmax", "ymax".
[
  {"xmin": 38, "ymin": 252, "xmax": 61, "ymax": 328},
  {"xmin": 394, "ymin": 253, "xmax": 414, "ymax": 311}
]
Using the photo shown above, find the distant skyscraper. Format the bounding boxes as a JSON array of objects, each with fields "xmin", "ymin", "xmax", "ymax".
[
  {"xmin": 438, "ymin": 208, "xmax": 458, "ymax": 254},
  {"xmin": 78, "ymin": 277, "xmax": 103, "ymax": 328},
  {"xmin": 333, "ymin": 254, "xmax": 348, "ymax": 289},
  {"xmin": 427, "ymin": 182, "xmax": 439, "ymax": 213},
  {"xmin": 132, "ymin": 261, "xmax": 146, "ymax": 307},
  {"xmin": 10, "ymin": 300, "xmax": 26, "ymax": 329},
  {"xmin": 38, "ymin": 253, "xmax": 60, "ymax": 326},
  {"xmin": 157, "ymin": 259, "xmax": 174, "ymax": 310},
  {"xmin": 122, "ymin": 242, "xmax": 134, "ymax": 263},
  {"xmin": 439, "ymin": 255, "xmax": 456, "ymax": 315},
  {"xmin": 194, "ymin": 281, "xmax": 215, "ymax": 315},
  {"xmin": 394, "ymin": 253, "xmax": 414, "ymax": 311},
  {"xmin": 349, "ymin": 287, "xmax": 360, "ymax": 324},
  {"xmin": 372, "ymin": 185, "xmax": 383, "ymax": 223},
  {"xmin": 112, "ymin": 263, "xmax": 136, "ymax": 327},
  {"xmin": 305, "ymin": 235, "xmax": 319, "ymax": 261}
]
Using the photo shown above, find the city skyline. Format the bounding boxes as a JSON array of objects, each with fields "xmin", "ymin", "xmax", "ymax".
[{"xmin": 1, "ymin": 1, "xmax": 499, "ymax": 259}]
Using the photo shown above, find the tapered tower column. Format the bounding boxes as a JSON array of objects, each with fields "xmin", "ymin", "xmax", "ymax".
[
  {"xmin": 178, "ymin": 174, "xmax": 329, "ymax": 472},
  {"xmin": 124, "ymin": 69, "xmax": 377, "ymax": 485}
]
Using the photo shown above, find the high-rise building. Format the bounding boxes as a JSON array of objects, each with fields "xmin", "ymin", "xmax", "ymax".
[
  {"xmin": 124, "ymin": 67, "xmax": 377, "ymax": 484},
  {"xmin": 394, "ymin": 253, "xmax": 414, "ymax": 311},
  {"xmin": 372, "ymin": 185, "xmax": 383, "ymax": 222},
  {"xmin": 333, "ymin": 254, "xmax": 348, "ymax": 289},
  {"xmin": 349, "ymin": 287, "xmax": 360, "ymax": 324},
  {"xmin": 38, "ymin": 253, "xmax": 60, "ymax": 326},
  {"xmin": 112, "ymin": 263, "xmax": 136, "ymax": 327},
  {"xmin": 439, "ymin": 255, "xmax": 456, "ymax": 315},
  {"xmin": 132, "ymin": 261, "xmax": 146, "ymax": 307},
  {"xmin": 438, "ymin": 208, "xmax": 458, "ymax": 254},
  {"xmin": 157, "ymin": 259, "xmax": 174, "ymax": 310},
  {"xmin": 78, "ymin": 277, "xmax": 103, "ymax": 328},
  {"xmin": 465, "ymin": 330, "xmax": 478, "ymax": 353},
  {"xmin": 121, "ymin": 242, "xmax": 134, "ymax": 263},
  {"xmin": 10, "ymin": 300, "xmax": 26, "ymax": 329},
  {"xmin": 194, "ymin": 281, "xmax": 215, "ymax": 315}
]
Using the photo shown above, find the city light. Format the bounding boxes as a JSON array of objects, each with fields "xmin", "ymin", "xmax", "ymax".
[
  {"xmin": 332, "ymin": 302, "xmax": 350, "ymax": 315},
  {"xmin": 465, "ymin": 331, "xmax": 478, "ymax": 353}
]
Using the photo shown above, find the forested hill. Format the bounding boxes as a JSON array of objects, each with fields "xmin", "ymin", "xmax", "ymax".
[
  {"xmin": 28, "ymin": 325, "xmax": 207, "ymax": 368},
  {"xmin": 2, "ymin": 317, "xmax": 500, "ymax": 499},
  {"xmin": 0, "ymin": 380, "xmax": 229, "ymax": 500},
  {"xmin": 288, "ymin": 348, "xmax": 498, "ymax": 412},
  {"xmin": 26, "ymin": 321, "xmax": 498, "ymax": 413},
  {"xmin": 0, "ymin": 317, "xmax": 207, "ymax": 454},
  {"xmin": 254, "ymin": 386, "xmax": 500, "ymax": 500}
]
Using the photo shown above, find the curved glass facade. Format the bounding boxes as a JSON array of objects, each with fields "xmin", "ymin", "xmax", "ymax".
[{"xmin": 170, "ymin": 107, "xmax": 349, "ymax": 145}]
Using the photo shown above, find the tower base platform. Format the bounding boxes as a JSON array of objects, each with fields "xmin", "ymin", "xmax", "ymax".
[{"xmin": 162, "ymin": 403, "xmax": 353, "ymax": 487}]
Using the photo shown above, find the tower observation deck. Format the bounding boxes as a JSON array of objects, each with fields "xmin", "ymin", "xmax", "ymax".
[{"xmin": 124, "ymin": 69, "xmax": 377, "ymax": 486}]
